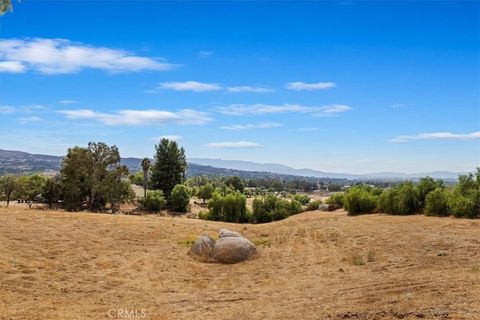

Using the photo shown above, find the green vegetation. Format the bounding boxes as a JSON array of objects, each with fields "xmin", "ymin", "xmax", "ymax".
[
  {"xmin": 202, "ymin": 191, "xmax": 250, "ymax": 222},
  {"xmin": 144, "ymin": 190, "xmax": 166, "ymax": 212},
  {"xmin": 170, "ymin": 184, "xmax": 192, "ymax": 212},
  {"xmin": 424, "ymin": 188, "xmax": 450, "ymax": 216},
  {"xmin": 306, "ymin": 199, "xmax": 322, "ymax": 211},
  {"xmin": 150, "ymin": 138, "xmax": 187, "ymax": 200},
  {"xmin": 326, "ymin": 193, "xmax": 344, "ymax": 210},
  {"xmin": 252, "ymin": 194, "xmax": 303, "ymax": 223},
  {"xmin": 343, "ymin": 186, "xmax": 378, "ymax": 215}
]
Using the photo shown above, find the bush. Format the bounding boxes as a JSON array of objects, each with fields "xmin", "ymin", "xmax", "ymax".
[
  {"xmin": 306, "ymin": 199, "xmax": 322, "ymax": 211},
  {"xmin": 326, "ymin": 193, "xmax": 344, "ymax": 210},
  {"xmin": 144, "ymin": 190, "xmax": 166, "ymax": 211},
  {"xmin": 344, "ymin": 186, "xmax": 377, "ymax": 215},
  {"xmin": 425, "ymin": 188, "xmax": 450, "ymax": 216},
  {"xmin": 378, "ymin": 182, "xmax": 420, "ymax": 215},
  {"xmin": 293, "ymin": 194, "xmax": 310, "ymax": 205},
  {"xmin": 204, "ymin": 191, "xmax": 250, "ymax": 222},
  {"xmin": 449, "ymin": 193, "xmax": 477, "ymax": 218},
  {"xmin": 252, "ymin": 194, "xmax": 303, "ymax": 223},
  {"xmin": 197, "ymin": 183, "xmax": 214, "ymax": 203},
  {"xmin": 416, "ymin": 177, "xmax": 444, "ymax": 207},
  {"xmin": 170, "ymin": 184, "xmax": 191, "ymax": 212}
]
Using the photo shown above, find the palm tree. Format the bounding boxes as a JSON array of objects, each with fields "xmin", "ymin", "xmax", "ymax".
[
  {"xmin": 141, "ymin": 157, "xmax": 151, "ymax": 198},
  {"xmin": 0, "ymin": 0, "xmax": 13, "ymax": 15}
]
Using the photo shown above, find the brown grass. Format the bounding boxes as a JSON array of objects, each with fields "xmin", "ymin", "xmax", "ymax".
[{"xmin": 0, "ymin": 207, "xmax": 479, "ymax": 319}]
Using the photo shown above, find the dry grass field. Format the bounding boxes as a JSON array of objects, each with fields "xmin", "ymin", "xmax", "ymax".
[{"xmin": 0, "ymin": 207, "xmax": 479, "ymax": 320}]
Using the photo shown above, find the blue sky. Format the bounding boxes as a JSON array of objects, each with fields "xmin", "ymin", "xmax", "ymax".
[{"xmin": 0, "ymin": 1, "xmax": 478, "ymax": 173}]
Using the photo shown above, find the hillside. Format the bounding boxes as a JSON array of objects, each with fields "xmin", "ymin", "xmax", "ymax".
[
  {"xmin": 0, "ymin": 149, "xmax": 463, "ymax": 181},
  {"xmin": 0, "ymin": 207, "xmax": 479, "ymax": 319}
]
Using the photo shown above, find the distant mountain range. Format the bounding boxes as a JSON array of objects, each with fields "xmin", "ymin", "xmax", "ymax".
[
  {"xmin": 189, "ymin": 158, "xmax": 465, "ymax": 180},
  {"xmin": 0, "ymin": 149, "xmax": 465, "ymax": 180}
]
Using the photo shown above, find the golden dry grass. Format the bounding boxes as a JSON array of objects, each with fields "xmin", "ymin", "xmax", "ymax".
[{"xmin": 0, "ymin": 207, "xmax": 479, "ymax": 319}]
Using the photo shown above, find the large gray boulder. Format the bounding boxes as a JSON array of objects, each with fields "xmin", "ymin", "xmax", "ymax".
[
  {"xmin": 219, "ymin": 228, "xmax": 243, "ymax": 238},
  {"xmin": 189, "ymin": 234, "xmax": 215, "ymax": 262},
  {"xmin": 213, "ymin": 236, "xmax": 257, "ymax": 264}
]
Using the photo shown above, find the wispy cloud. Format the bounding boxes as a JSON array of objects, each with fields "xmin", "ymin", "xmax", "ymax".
[
  {"xmin": 207, "ymin": 141, "xmax": 262, "ymax": 148},
  {"xmin": 57, "ymin": 109, "xmax": 212, "ymax": 126},
  {"xmin": 59, "ymin": 100, "xmax": 78, "ymax": 104},
  {"xmin": 19, "ymin": 116, "xmax": 42, "ymax": 123},
  {"xmin": 217, "ymin": 103, "xmax": 352, "ymax": 117},
  {"xmin": 0, "ymin": 105, "xmax": 15, "ymax": 114},
  {"xmin": 226, "ymin": 86, "xmax": 273, "ymax": 93},
  {"xmin": 220, "ymin": 122, "xmax": 282, "ymax": 130},
  {"xmin": 199, "ymin": 50, "xmax": 214, "ymax": 58},
  {"xmin": 153, "ymin": 135, "xmax": 183, "ymax": 142},
  {"xmin": 391, "ymin": 131, "xmax": 480, "ymax": 143},
  {"xmin": 0, "ymin": 38, "xmax": 177, "ymax": 74},
  {"xmin": 159, "ymin": 81, "xmax": 222, "ymax": 92},
  {"xmin": 286, "ymin": 81, "xmax": 336, "ymax": 91},
  {"xmin": 21, "ymin": 105, "xmax": 48, "ymax": 113}
]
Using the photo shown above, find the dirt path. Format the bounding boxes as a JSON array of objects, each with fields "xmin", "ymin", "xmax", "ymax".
[{"xmin": 0, "ymin": 208, "xmax": 479, "ymax": 319}]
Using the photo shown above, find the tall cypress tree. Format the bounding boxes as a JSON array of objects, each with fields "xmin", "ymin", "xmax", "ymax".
[{"xmin": 150, "ymin": 138, "xmax": 187, "ymax": 199}]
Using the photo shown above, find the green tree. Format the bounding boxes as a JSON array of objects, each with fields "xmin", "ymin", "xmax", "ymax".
[
  {"xmin": 141, "ymin": 157, "xmax": 151, "ymax": 198},
  {"xmin": 43, "ymin": 176, "xmax": 62, "ymax": 210},
  {"xmin": 197, "ymin": 183, "xmax": 214, "ymax": 204},
  {"xmin": 150, "ymin": 139, "xmax": 187, "ymax": 199},
  {"xmin": 225, "ymin": 176, "xmax": 245, "ymax": 193},
  {"xmin": 0, "ymin": 175, "xmax": 16, "ymax": 206},
  {"xmin": 344, "ymin": 185, "xmax": 378, "ymax": 215},
  {"xmin": 15, "ymin": 174, "xmax": 47, "ymax": 208},
  {"xmin": 144, "ymin": 190, "xmax": 166, "ymax": 211},
  {"xmin": 61, "ymin": 142, "xmax": 131, "ymax": 212},
  {"xmin": 170, "ymin": 184, "xmax": 191, "ymax": 212},
  {"xmin": 416, "ymin": 177, "xmax": 444, "ymax": 207},
  {"xmin": 425, "ymin": 188, "xmax": 450, "ymax": 216}
]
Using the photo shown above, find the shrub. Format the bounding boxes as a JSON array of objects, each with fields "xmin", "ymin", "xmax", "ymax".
[
  {"xmin": 416, "ymin": 177, "xmax": 444, "ymax": 207},
  {"xmin": 306, "ymin": 199, "xmax": 322, "ymax": 211},
  {"xmin": 326, "ymin": 193, "xmax": 344, "ymax": 210},
  {"xmin": 344, "ymin": 186, "xmax": 378, "ymax": 215},
  {"xmin": 378, "ymin": 182, "xmax": 420, "ymax": 215},
  {"xmin": 205, "ymin": 191, "xmax": 249, "ymax": 222},
  {"xmin": 449, "ymin": 193, "xmax": 477, "ymax": 218},
  {"xmin": 425, "ymin": 188, "xmax": 450, "ymax": 216},
  {"xmin": 170, "ymin": 184, "xmax": 191, "ymax": 212},
  {"xmin": 144, "ymin": 190, "xmax": 166, "ymax": 211},
  {"xmin": 252, "ymin": 194, "xmax": 303, "ymax": 223},
  {"xmin": 293, "ymin": 194, "xmax": 310, "ymax": 205},
  {"xmin": 197, "ymin": 183, "xmax": 214, "ymax": 203}
]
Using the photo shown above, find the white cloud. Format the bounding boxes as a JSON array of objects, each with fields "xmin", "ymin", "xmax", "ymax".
[
  {"xmin": 199, "ymin": 50, "xmax": 214, "ymax": 58},
  {"xmin": 0, "ymin": 38, "xmax": 176, "ymax": 74},
  {"xmin": 207, "ymin": 141, "xmax": 262, "ymax": 148},
  {"xmin": 217, "ymin": 103, "xmax": 352, "ymax": 116},
  {"xmin": 0, "ymin": 60, "xmax": 26, "ymax": 73},
  {"xmin": 286, "ymin": 81, "xmax": 336, "ymax": 90},
  {"xmin": 159, "ymin": 81, "xmax": 222, "ymax": 92},
  {"xmin": 19, "ymin": 116, "xmax": 42, "ymax": 123},
  {"xmin": 57, "ymin": 109, "xmax": 211, "ymax": 126},
  {"xmin": 220, "ymin": 122, "xmax": 282, "ymax": 130},
  {"xmin": 59, "ymin": 100, "xmax": 78, "ymax": 104},
  {"xmin": 21, "ymin": 105, "xmax": 48, "ymax": 113},
  {"xmin": 0, "ymin": 105, "xmax": 15, "ymax": 114},
  {"xmin": 391, "ymin": 131, "xmax": 480, "ymax": 143},
  {"xmin": 153, "ymin": 135, "xmax": 183, "ymax": 142},
  {"xmin": 227, "ymin": 86, "xmax": 272, "ymax": 93}
]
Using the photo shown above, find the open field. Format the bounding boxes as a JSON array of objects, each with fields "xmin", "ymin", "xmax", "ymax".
[{"xmin": 0, "ymin": 208, "xmax": 479, "ymax": 319}]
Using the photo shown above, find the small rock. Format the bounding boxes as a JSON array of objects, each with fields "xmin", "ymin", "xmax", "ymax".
[{"xmin": 318, "ymin": 204, "xmax": 329, "ymax": 211}]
